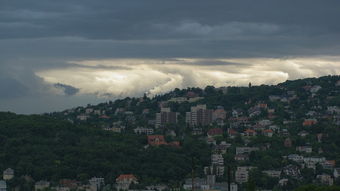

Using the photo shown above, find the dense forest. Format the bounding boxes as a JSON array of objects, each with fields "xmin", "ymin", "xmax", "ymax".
[{"xmin": 0, "ymin": 112, "xmax": 210, "ymax": 187}]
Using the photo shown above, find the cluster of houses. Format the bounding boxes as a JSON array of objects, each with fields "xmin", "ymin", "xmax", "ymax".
[{"xmin": 52, "ymin": 79, "xmax": 340, "ymax": 190}]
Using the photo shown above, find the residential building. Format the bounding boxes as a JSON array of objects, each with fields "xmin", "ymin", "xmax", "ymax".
[
  {"xmin": 155, "ymin": 108, "xmax": 178, "ymax": 128},
  {"xmin": 207, "ymin": 128, "xmax": 223, "ymax": 137},
  {"xmin": 89, "ymin": 177, "xmax": 104, "ymax": 191},
  {"xmin": 263, "ymin": 129, "xmax": 274, "ymax": 137},
  {"xmin": 3, "ymin": 168, "xmax": 14, "ymax": 180},
  {"xmin": 235, "ymin": 167, "xmax": 255, "ymax": 183},
  {"xmin": 303, "ymin": 119, "xmax": 318, "ymax": 126},
  {"xmin": 287, "ymin": 154, "xmax": 304, "ymax": 163},
  {"xmin": 35, "ymin": 181, "xmax": 50, "ymax": 191},
  {"xmin": 186, "ymin": 105, "xmax": 213, "ymax": 127},
  {"xmin": 334, "ymin": 168, "xmax": 340, "ymax": 179},
  {"xmin": 262, "ymin": 170, "xmax": 281, "ymax": 178},
  {"xmin": 296, "ymin": 146, "xmax": 313, "ymax": 153},
  {"xmin": 183, "ymin": 177, "xmax": 209, "ymax": 191},
  {"xmin": 244, "ymin": 129, "xmax": 256, "ymax": 137},
  {"xmin": 317, "ymin": 174, "xmax": 333, "ymax": 186},
  {"xmin": 236, "ymin": 147, "xmax": 259, "ymax": 155},
  {"xmin": 134, "ymin": 127, "xmax": 154, "ymax": 135},
  {"xmin": 0, "ymin": 181, "xmax": 6, "ymax": 191},
  {"xmin": 116, "ymin": 174, "xmax": 138, "ymax": 191},
  {"xmin": 211, "ymin": 154, "xmax": 224, "ymax": 166},
  {"xmin": 147, "ymin": 135, "xmax": 167, "ymax": 146}
]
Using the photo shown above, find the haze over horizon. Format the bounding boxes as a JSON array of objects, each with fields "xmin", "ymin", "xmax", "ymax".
[{"xmin": 1, "ymin": 0, "xmax": 340, "ymax": 114}]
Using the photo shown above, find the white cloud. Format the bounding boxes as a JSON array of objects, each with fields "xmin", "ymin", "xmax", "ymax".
[{"xmin": 35, "ymin": 57, "xmax": 340, "ymax": 99}]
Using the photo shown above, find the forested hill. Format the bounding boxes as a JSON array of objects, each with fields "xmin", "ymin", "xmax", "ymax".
[
  {"xmin": 0, "ymin": 112, "xmax": 210, "ymax": 186},
  {"xmin": 1, "ymin": 75, "xmax": 340, "ymax": 190}
]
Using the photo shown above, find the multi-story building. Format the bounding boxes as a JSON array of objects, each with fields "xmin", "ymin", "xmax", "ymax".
[
  {"xmin": 235, "ymin": 167, "xmax": 255, "ymax": 183},
  {"xmin": 211, "ymin": 154, "xmax": 224, "ymax": 166},
  {"xmin": 186, "ymin": 105, "xmax": 213, "ymax": 127},
  {"xmin": 155, "ymin": 108, "xmax": 178, "ymax": 128}
]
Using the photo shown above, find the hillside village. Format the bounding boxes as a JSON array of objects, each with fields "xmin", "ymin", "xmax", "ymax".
[{"xmin": 1, "ymin": 75, "xmax": 340, "ymax": 191}]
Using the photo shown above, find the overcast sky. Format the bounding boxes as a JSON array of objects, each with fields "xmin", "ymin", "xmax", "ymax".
[{"xmin": 1, "ymin": 0, "xmax": 340, "ymax": 114}]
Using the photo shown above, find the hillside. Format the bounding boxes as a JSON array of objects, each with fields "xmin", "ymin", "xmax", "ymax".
[{"xmin": 1, "ymin": 75, "xmax": 340, "ymax": 190}]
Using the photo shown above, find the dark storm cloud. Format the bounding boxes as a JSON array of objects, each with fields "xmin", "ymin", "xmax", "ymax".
[
  {"xmin": 1, "ymin": 0, "xmax": 340, "ymax": 113},
  {"xmin": 54, "ymin": 83, "xmax": 79, "ymax": 96}
]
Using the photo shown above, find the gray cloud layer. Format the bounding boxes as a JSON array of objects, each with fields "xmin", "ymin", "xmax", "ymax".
[{"xmin": 1, "ymin": 0, "xmax": 340, "ymax": 113}]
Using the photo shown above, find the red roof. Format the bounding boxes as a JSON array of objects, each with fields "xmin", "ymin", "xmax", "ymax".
[
  {"xmin": 116, "ymin": 174, "xmax": 137, "ymax": 181},
  {"xmin": 228, "ymin": 128, "xmax": 238, "ymax": 135},
  {"xmin": 147, "ymin": 135, "xmax": 167, "ymax": 146},
  {"xmin": 99, "ymin": 115, "xmax": 110, "ymax": 119},
  {"xmin": 207, "ymin": 128, "xmax": 223, "ymax": 136},
  {"xmin": 244, "ymin": 129, "xmax": 256, "ymax": 134},
  {"xmin": 263, "ymin": 129, "xmax": 273, "ymax": 133}
]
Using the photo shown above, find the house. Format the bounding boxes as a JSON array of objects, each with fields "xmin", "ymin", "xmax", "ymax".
[
  {"xmin": 263, "ymin": 129, "xmax": 274, "ymax": 137},
  {"xmin": 207, "ymin": 128, "xmax": 223, "ymax": 137},
  {"xmin": 77, "ymin": 114, "xmax": 89, "ymax": 121},
  {"xmin": 3, "ymin": 168, "xmax": 14, "ymax": 180},
  {"xmin": 134, "ymin": 127, "xmax": 154, "ymax": 135},
  {"xmin": 296, "ymin": 146, "xmax": 312, "ymax": 153},
  {"xmin": 227, "ymin": 128, "xmax": 238, "ymax": 138},
  {"xmin": 317, "ymin": 174, "xmax": 333, "ymax": 186},
  {"xmin": 258, "ymin": 119, "xmax": 272, "ymax": 126},
  {"xmin": 303, "ymin": 157, "xmax": 326, "ymax": 164},
  {"xmin": 287, "ymin": 154, "xmax": 304, "ymax": 163},
  {"xmin": 262, "ymin": 170, "xmax": 281, "ymax": 178},
  {"xmin": 59, "ymin": 179, "xmax": 79, "ymax": 190},
  {"xmin": 183, "ymin": 177, "xmax": 209, "ymax": 191},
  {"xmin": 104, "ymin": 127, "xmax": 123, "ymax": 133},
  {"xmin": 116, "ymin": 174, "xmax": 138, "ymax": 191},
  {"xmin": 243, "ymin": 129, "xmax": 256, "ymax": 137},
  {"xmin": 236, "ymin": 147, "xmax": 259, "ymax": 155},
  {"xmin": 0, "ymin": 181, "xmax": 6, "ymax": 191},
  {"xmin": 35, "ymin": 181, "xmax": 50, "ymax": 191},
  {"xmin": 298, "ymin": 130, "xmax": 309, "ymax": 137},
  {"xmin": 232, "ymin": 109, "xmax": 243, "ymax": 118},
  {"xmin": 85, "ymin": 108, "xmax": 94, "ymax": 114},
  {"xmin": 89, "ymin": 177, "xmax": 105, "ymax": 191},
  {"xmin": 147, "ymin": 135, "xmax": 167, "ymax": 146},
  {"xmin": 303, "ymin": 119, "xmax": 317, "ymax": 126},
  {"xmin": 279, "ymin": 179, "xmax": 289, "ymax": 186},
  {"xmin": 333, "ymin": 168, "xmax": 340, "ymax": 178},
  {"xmin": 282, "ymin": 165, "xmax": 300, "ymax": 178},
  {"xmin": 322, "ymin": 160, "xmax": 336, "ymax": 170},
  {"xmin": 234, "ymin": 154, "xmax": 249, "ymax": 161}
]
